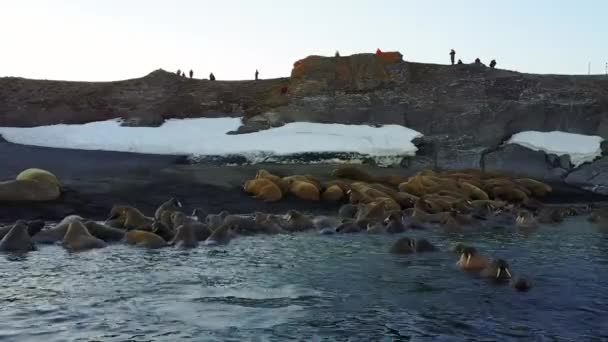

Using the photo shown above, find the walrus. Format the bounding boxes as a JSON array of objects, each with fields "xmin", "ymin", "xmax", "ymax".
[
  {"xmin": 389, "ymin": 237, "xmax": 416, "ymax": 254},
  {"xmin": 151, "ymin": 221, "xmax": 175, "ymax": 241},
  {"xmin": 332, "ymin": 165, "xmax": 374, "ymax": 182},
  {"xmin": 282, "ymin": 175, "xmax": 322, "ymax": 191},
  {"xmin": 366, "ymin": 222, "xmax": 386, "ymax": 234},
  {"xmin": 124, "ymin": 230, "xmax": 167, "ymax": 249},
  {"xmin": 0, "ymin": 168, "xmax": 62, "ymax": 202},
  {"xmin": 537, "ymin": 207, "xmax": 564, "ymax": 224},
  {"xmin": 451, "ymin": 243, "xmax": 468, "ymax": 255},
  {"xmin": 283, "ymin": 210, "xmax": 315, "ymax": 232},
  {"xmin": 355, "ymin": 202, "xmax": 385, "ymax": 223},
  {"xmin": 288, "ymin": 180, "xmax": 320, "ymax": 201},
  {"xmin": 169, "ymin": 225, "xmax": 198, "ymax": 248},
  {"xmin": 514, "ymin": 178, "xmax": 552, "ymax": 197},
  {"xmin": 458, "ymin": 181, "xmax": 489, "ymax": 201},
  {"xmin": 398, "ymin": 177, "xmax": 428, "ymax": 197},
  {"xmin": 33, "ymin": 214, "xmax": 83, "ymax": 244},
  {"xmin": 324, "ymin": 179, "xmax": 352, "ymax": 193},
  {"xmin": 206, "ymin": 210, "xmax": 230, "ymax": 231},
  {"xmin": 256, "ymin": 169, "xmax": 289, "ymax": 194},
  {"xmin": 0, "ymin": 221, "xmax": 36, "ymax": 253},
  {"xmin": 222, "ymin": 214, "xmax": 258, "ymax": 235},
  {"xmin": 480, "ymin": 259, "xmax": 512, "ymax": 283},
  {"xmin": 0, "ymin": 220, "xmax": 44, "ymax": 240},
  {"xmin": 243, "ymin": 178, "xmax": 282, "ymax": 202},
  {"xmin": 62, "ymin": 221, "xmax": 107, "ymax": 252},
  {"xmin": 490, "ymin": 186, "xmax": 529, "ymax": 203},
  {"xmin": 511, "ymin": 277, "xmax": 532, "ymax": 292},
  {"xmin": 456, "ymin": 247, "xmax": 491, "ymax": 271},
  {"xmin": 253, "ymin": 212, "xmax": 285, "ymax": 234},
  {"xmin": 336, "ymin": 219, "xmax": 366, "ymax": 234},
  {"xmin": 204, "ymin": 223, "xmax": 236, "ymax": 246},
  {"xmin": 413, "ymin": 238, "xmax": 438, "ymax": 253},
  {"xmin": 384, "ymin": 212, "xmax": 406, "ymax": 234},
  {"xmin": 313, "ymin": 216, "xmax": 341, "ymax": 230},
  {"xmin": 192, "ymin": 208, "xmax": 207, "ymax": 223},
  {"xmin": 515, "ymin": 210, "xmax": 539, "ymax": 230},
  {"xmin": 338, "ymin": 204, "xmax": 358, "ymax": 219},
  {"xmin": 169, "ymin": 212, "xmax": 212, "ymax": 240},
  {"xmin": 83, "ymin": 221, "xmax": 126, "ymax": 242},
  {"xmin": 106, "ymin": 205, "xmax": 154, "ymax": 230},
  {"xmin": 154, "ymin": 197, "xmax": 182, "ymax": 220},
  {"xmin": 321, "ymin": 185, "xmax": 344, "ymax": 202},
  {"xmin": 348, "ymin": 188, "xmax": 374, "ymax": 205}
]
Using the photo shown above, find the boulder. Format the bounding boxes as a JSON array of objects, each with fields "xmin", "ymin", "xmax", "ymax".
[{"xmin": 565, "ymin": 157, "xmax": 608, "ymax": 195}]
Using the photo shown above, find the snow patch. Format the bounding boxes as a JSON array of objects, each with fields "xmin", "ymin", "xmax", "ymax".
[
  {"xmin": 0, "ymin": 118, "xmax": 422, "ymax": 165},
  {"xmin": 507, "ymin": 130, "xmax": 604, "ymax": 167}
]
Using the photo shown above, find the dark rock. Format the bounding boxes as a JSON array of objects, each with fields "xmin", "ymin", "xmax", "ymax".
[
  {"xmin": 547, "ymin": 154, "xmax": 560, "ymax": 168},
  {"xmin": 565, "ymin": 157, "xmax": 608, "ymax": 195},
  {"xmin": 120, "ymin": 115, "xmax": 165, "ymax": 127},
  {"xmin": 483, "ymin": 144, "xmax": 559, "ymax": 181},
  {"xmin": 601, "ymin": 140, "xmax": 608, "ymax": 156},
  {"xmin": 0, "ymin": 134, "xmax": 6, "ymax": 143},
  {"xmin": 558, "ymin": 154, "xmax": 572, "ymax": 170}
]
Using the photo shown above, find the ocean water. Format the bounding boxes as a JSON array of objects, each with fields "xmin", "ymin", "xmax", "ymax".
[{"xmin": 1, "ymin": 217, "xmax": 608, "ymax": 341}]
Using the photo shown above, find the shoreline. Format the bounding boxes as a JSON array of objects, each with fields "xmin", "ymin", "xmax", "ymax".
[{"xmin": 1, "ymin": 141, "xmax": 608, "ymax": 222}]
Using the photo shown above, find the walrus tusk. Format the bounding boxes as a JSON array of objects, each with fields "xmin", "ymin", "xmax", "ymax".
[
  {"xmin": 176, "ymin": 200, "xmax": 182, "ymax": 208},
  {"xmin": 466, "ymin": 254, "xmax": 471, "ymax": 266},
  {"xmin": 505, "ymin": 269, "xmax": 512, "ymax": 278},
  {"xmin": 496, "ymin": 268, "xmax": 501, "ymax": 279}
]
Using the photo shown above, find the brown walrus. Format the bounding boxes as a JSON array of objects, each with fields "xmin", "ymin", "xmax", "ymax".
[
  {"xmin": 0, "ymin": 221, "xmax": 36, "ymax": 253},
  {"xmin": 33, "ymin": 215, "xmax": 83, "ymax": 244},
  {"xmin": 106, "ymin": 205, "xmax": 154, "ymax": 230},
  {"xmin": 169, "ymin": 225, "xmax": 198, "ymax": 248},
  {"xmin": 62, "ymin": 221, "xmax": 107, "ymax": 252},
  {"xmin": 480, "ymin": 259, "xmax": 513, "ymax": 283},
  {"xmin": 124, "ymin": 230, "xmax": 167, "ymax": 249}
]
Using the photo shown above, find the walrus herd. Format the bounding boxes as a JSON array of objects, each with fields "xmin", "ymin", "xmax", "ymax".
[{"xmin": 1, "ymin": 166, "xmax": 607, "ymax": 293}]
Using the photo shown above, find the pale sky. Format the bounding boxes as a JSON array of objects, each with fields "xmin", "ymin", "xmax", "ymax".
[{"xmin": 1, "ymin": 0, "xmax": 607, "ymax": 81}]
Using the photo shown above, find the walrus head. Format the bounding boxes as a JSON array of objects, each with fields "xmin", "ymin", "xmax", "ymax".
[
  {"xmin": 452, "ymin": 243, "xmax": 468, "ymax": 254},
  {"xmin": 460, "ymin": 247, "xmax": 479, "ymax": 266},
  {"xmin": 492, "ymin": 259, "xmax": 512, "ymax": 282}
]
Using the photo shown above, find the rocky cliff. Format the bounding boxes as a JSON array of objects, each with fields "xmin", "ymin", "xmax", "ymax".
[{"xmin": 2, "ymin": 52, "xmax": 608, "ymax": 194}]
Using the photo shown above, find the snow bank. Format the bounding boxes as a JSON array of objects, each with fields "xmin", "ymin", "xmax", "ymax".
[
  {"xmin": 507, "ymin": 131, "xmax": 604, "ymax": 167},
  {"xmin": 0, "ymin": 118, "xmax": 422, "ymax": 165}
]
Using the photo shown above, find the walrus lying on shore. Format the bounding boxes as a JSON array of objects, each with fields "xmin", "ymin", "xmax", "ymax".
[{"xmin": 0, "ymin": 168, "xmax": 62, "ymax": 202}]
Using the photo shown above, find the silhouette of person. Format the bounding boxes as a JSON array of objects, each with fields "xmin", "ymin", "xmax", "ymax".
[
  {"xmin": 335, "ymin": 50, "xmax": 340, "ymax": 57},
  {"xmin": 490, "ymin": 59, "xmax": 497, "ymax": 68},
  {"xmin": 450, "ymin": 49, "xmax": 456, "ymax": 65},
  {"xmin": 475, "ymin": 58, "xmax": 481, "ymax": 64},
  {"xmin": 189, "ymin": 70, "xmax": 193, "ymax": 78},
  {"xmin": 457, "ymin": 59, "xmax": 463, "ymax": 65},
  {"xmin": 181, "ymin": 71, "xmax": 186, "ymax": 77},
  {"xmin": 209, "ymin": 73, "xmax": 216, "ymax": 81},
  {"xmin": 376, "ymin": 48, "xmax": 382, "ymax": 55},
  {"xmin": 255, "ymin": 69, "xmax": 259, "ymax": 80},
  {"xmin": 176, "ymin": 69, "xmax": 181, "ymax": 76}
]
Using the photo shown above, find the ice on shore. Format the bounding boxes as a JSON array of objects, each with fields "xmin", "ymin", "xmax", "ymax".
[
  {"xmin": 507, "ymin": 130, "xmax": 604, "ymax": 167},
  {"xmin": 0, "ymin": 118, "xmax": 422, "ymax": 164}
]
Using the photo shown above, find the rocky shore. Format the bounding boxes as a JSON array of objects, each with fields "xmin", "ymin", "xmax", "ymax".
[{"xmin": 1, "ymin": 52, "xmax": 608, "ymax": 204}]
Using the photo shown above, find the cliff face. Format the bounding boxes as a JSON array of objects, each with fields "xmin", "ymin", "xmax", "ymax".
[{"xmin": 2, "ymin": 53, "xmax": 608, "ymax": 193}]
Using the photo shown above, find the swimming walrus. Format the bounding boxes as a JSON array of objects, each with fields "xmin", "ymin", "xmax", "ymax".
[
  {"xmin": 283, "ymin": 210, "xmax": 315, "ymax": 232},
  {"xmin": 169, "ymin": 225, "xmax": 198, "ymax": 248},
  {"xmin": 124, "ymin": 230, "xmax": 167, "ymax": 249},
  {"xmin": 204, "ymin": 223, "xmax": 236, "ymax": 246},
  {"xmin": 106, "ymin": 205, "xmax": 154, "ymax": 230},
  {"xmin": 154, "ymin": 197, "xmax": 183, "ymax": 220},
  {"xmin": 171, "ymin": 212, "xmax": 211, "ymax": 240},
  {"xmin": 0, "ymin": 221, "xmax": 36, "ymax": 253},
  {"xmin": 0, "ymin": 168, "xmax": 62, "ymax": 202},
  {"xmin": 83, "ymin": 221, "xmax": 126, "ymax": 242},
  {"xmin": 33, "ymin": 215, "xmax": 83, "ymax": 244},
  {"xmin": 0, "ymin": 220, "xmax": 44, "ymax": 240},
  {"xmin": 62, "ymin": 221, "xmax": 107, "ymax": 252}
]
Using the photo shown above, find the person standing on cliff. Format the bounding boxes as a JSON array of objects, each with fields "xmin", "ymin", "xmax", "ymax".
[
  {"xmin": 450, "ymin": 49, "xmax": 456, "ymax": 65},
  {"xmin": 490, "ymin": 60, "xmax": 497, "ymax": 68},
  {"xmin": 255, "ymin": 69, "xmax": 259, "ymax": 81},
  {"xmin": 176, "ymin": 69, "xmax": 181, "ymax": 76},
  {"xmin": 209, "ymin": 73, "xmax": 216, "ymax": 81},
  {"xmin": 189, "ymin": 70, "xmax": 193, "ymax": 78}
]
